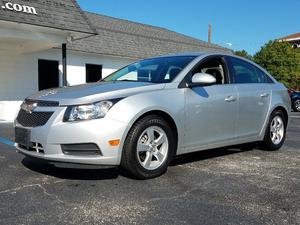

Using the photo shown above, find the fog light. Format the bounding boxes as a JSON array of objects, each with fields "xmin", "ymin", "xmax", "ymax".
[
  {"xmin": 61, "ymin": 143, "xmax": 102, "ymax": 156},
  {"xmin": 108, "ymin": 139, "xmax": 120, "ymax": 146}
]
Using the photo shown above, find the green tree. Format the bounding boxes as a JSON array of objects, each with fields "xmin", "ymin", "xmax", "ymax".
[
  {"xmin": 234, "ymin": 50, "xmax": 252, "ymax": 60},
  {"xmin": 254, "ymin": 41, "xmax": 300, "ymax": 89}
]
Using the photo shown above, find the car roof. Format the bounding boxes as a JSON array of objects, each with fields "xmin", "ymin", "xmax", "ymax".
[{"xmin": 147, "ymin": 51, "xmax": 234, "ymax": 60}]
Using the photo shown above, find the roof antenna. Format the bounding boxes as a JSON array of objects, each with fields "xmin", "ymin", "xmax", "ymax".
[{"xmin": 208, "ymin": 23, "xmax": 212, "ymax": 44}]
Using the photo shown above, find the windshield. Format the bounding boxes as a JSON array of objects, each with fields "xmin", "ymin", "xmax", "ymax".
[{"xmin": 102, "ymin": 56, "xmax": 196, "ymax": 83}]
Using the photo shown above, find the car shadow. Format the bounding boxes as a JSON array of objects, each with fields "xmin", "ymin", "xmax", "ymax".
[
  {"xmin": 21, "ymin": 143, "xmax": 258, "ymax": 180},
  {"xmin": 21, "ymin": 157, "xmax": 120, "ymax": 180},
  {"xmin": 170, "ymin": 143, "xmax": 257, "ymax": 167}
]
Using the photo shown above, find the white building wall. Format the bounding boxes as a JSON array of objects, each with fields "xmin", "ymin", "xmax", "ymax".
[
  {"xmin": 64, "ymin": 51, "xmax": 133, "ymax": 86},
  {"xmin": 0, "ymin": 48, "xmax": 133, "ymax": 121}
]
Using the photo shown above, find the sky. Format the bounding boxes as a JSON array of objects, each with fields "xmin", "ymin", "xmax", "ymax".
[{"xmin": 77, "ymin": 0, "xmax": 300, "ymax": 55}]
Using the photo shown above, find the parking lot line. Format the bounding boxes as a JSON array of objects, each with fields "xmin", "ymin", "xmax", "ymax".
[
  {"xmin": 291, "ymin": 115, "xmax": 300, "ymax": 119},
  {"xmin": 0, "ymin": 137, "xmax": 15, "ymax": 146}
]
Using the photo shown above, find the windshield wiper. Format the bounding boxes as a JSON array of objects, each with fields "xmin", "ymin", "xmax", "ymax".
[{"xmin": 114, "ymin": 79, "xmax": 153, "ymax": 83}]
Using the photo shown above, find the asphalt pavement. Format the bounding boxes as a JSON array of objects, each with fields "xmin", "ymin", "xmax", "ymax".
[{"xmin": 0, "ymin": 113, "xmax": 299, "ymax": 225}]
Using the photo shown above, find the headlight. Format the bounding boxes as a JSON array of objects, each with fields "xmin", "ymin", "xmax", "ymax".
[{"xmin": 64, "ymin": 101, "xmax": 114, "ymax": 122}]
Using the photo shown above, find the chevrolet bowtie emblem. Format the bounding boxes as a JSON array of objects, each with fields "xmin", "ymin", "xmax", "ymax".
[{"xmin": 21, "ymin": 102, "xmax": 37, "ymax": 114}]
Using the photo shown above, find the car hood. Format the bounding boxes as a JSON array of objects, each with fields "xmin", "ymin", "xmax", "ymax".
[{"xmin": 28, "ymin": 81, "xmax": 165, "ymax": 105}]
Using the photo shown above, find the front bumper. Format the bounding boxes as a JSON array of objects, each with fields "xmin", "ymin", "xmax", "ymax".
[{"xmin": 15, "ymin": 106, "xmax": 128, "ymax": 166}]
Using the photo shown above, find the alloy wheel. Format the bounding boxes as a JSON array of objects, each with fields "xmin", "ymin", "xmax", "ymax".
[
  {"xmin": 270, "ymin": 115, "xmax": 284, "ymax": 145},
  {"xmin": 136, "ymin": 126, "xmax": 169, "ymax": 170}
]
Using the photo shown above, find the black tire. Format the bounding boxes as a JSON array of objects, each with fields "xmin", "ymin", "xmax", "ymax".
[
  {"xmin": 260, "ymin": 110, "xmax": 287, "ymax": 151},
  {"xmin": 121, "ymin": 115, "xmax": 176, "ymax": 179},
  {"xmin": 292, "ymin": 99, "xmax": 300, "ymax": 112}
]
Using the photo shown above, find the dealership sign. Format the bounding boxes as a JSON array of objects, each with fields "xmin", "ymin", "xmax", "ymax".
[{"xmin": 1, "ymin": 1, "xmax": 37, "ymax": 15}]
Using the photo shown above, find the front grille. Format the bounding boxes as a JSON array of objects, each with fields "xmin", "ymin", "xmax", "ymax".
[
  {"xmin": 25, "ymin": 99, "xmax": 59, "ymax": 107},
  {"xmin": 17, "ymin": 109, "xmax": 54, "ymax": 127}
]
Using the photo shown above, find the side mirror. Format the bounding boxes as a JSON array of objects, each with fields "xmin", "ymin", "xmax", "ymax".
[{"xmin": 187, "ymin": 73, "xmax": 216, "ymax": 88}]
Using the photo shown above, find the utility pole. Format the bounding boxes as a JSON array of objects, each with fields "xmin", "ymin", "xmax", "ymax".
[{"xmin": 208, "ymin": 23, "xmax": 212, "ymax": 44}]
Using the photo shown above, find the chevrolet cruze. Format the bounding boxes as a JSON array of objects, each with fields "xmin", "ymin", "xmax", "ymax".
[{"xmin": 14, "ymin": 52, "xmax": 291, "ymax": 179}]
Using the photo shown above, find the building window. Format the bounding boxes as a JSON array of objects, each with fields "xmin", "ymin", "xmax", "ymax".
[
  {"xmin": 86, "ymin": 64, "xmax": 102, "ymax": 83},
  {"xmin": 38, "ymin": 59, "xmax": 59, "ymax": 91}
]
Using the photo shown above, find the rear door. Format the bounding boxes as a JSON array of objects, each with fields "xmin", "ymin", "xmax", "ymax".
[{"xmin": 227, "ymin": 56, "xmax": 271, "ymax": 138}]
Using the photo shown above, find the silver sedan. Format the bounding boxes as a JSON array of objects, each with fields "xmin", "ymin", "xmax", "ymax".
[{"xmin": 14, "ymin": 52, "xmax": 291, "ymax": 179}]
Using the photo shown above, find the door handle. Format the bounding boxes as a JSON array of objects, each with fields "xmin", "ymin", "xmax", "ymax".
[
  {"xmin": 260, "ymin": 93, "xmax": 269, "ymax": 98},
  {"xmin": 225, "ymin": 96, "xmax": 236, "ymax": 102}
]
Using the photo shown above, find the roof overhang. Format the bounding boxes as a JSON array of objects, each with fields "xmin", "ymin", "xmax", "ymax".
[
  {"xmin": 0, "ymin": 20, "xmax": 95, "ymax": 53},
  {"xmin": 279, "ymin": 37, "xmax": 300, "ymax": 42},
  {"xmin": 0, "ymin": 0, "xmax": 97, "ymax": 34}
]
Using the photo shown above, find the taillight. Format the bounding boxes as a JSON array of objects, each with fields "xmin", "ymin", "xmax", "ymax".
[{"xmin": 288, "ymin": 89, "xmax": 293, "ymax": 96}]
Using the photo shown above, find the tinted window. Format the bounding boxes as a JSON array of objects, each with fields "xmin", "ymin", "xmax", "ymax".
[
  {"xmin": 255, "ymin": 68, "xmax": 274, "ymax": 83},
  {"xmin": 230, "ymin": 57, "xmax": 259, "ymax": 83},
  {"xmin": 229, "ymin": 57, "xmax": 272, "ymax": 84},
  {"xmin": 103, "ymin": 56, "xmax": 196, "ymax": 83}
]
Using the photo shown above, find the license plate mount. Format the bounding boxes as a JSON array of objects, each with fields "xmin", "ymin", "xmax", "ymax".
[{"xmin": 15, "ymin": 127, "xmax": 31, "ymax": 146}]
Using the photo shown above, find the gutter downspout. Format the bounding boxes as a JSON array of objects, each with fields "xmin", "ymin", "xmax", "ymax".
[{"xmin": 62, "ymin": 43, "xmax": 67, "ymax": 86}]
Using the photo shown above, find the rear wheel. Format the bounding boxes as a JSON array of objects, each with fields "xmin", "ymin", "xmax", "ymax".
[
  {"xmin": 293, "ymin": 99, "xmax": 300, "ymax": 112},
  {"xmin": 121, "ymin": 115, "xmax": 175, "ymax": 179},
  {"xmin": 260, "ymin": 110, "xmax": 286, "ymax": 151}
]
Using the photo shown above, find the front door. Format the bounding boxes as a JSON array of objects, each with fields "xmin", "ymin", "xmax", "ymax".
[
  {"xmin": 183, "ymin": 56, "xmax": 238, "ymax": 151},
  {"xmin": 184, "ymin": 85, "xmax": 238, "ymax": 150}
]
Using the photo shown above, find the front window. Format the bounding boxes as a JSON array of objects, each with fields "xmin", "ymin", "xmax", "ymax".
[
  {"xmin": 192, "ymin": 56, "xmax": 227, "ymax": 84},
  {"xmin": 103, "ymin": 56, "xmax": 196, "ymax": 83}
]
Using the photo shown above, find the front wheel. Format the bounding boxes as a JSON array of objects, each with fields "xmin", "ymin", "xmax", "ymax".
[
  {"xmin": 260, "ymin": 110, "xmax": 287, "ymax": 151},
  {"xmin": 121, "ymin": 115, "xmax": 176, "ymax": 179}
]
